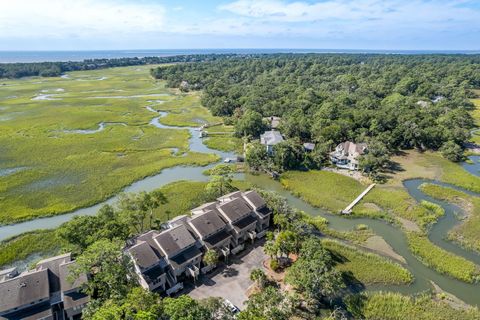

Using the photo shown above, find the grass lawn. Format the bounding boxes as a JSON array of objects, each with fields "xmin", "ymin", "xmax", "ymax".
[
  {"xmin": 406, "ymin": 231, "xmax": 480, "ymax": 283},
  {"xmin": 323, "ymin": 239, "xmax": 413, "ymax": 285},
  {"xmin": 0, "ymin": 66, "xmax": 220, "ymax": 224},
  {"xmin": 346, "ymin": 292, "xmax": 480, "ymax": 320},
  {"xmin": 420, "ymin": 183, "xmax": 480, "ymax": 253}
]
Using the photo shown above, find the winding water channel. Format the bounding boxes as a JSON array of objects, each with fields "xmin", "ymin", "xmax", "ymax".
[{"xmin": 1, "ymin": 106, "xmax": 480, "ymax": 305}]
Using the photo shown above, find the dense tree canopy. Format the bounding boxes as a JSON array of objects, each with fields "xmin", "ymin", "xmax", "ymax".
[
  {"xmin": 153, "ymin": 54, "xmax": 480, "ymax": 159},
  {"xmin": 0, "ymin": 54, "xmax": 241, "ymax": 79}
]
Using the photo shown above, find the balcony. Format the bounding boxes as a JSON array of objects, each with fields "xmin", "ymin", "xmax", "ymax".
[
  {"xmin": 220, "ymin": 246, "xmax": 230, "ymax": 257},
  {"xmin": 166, "ymin": 282, "xmax": 183, "ymax": 296},
  {"xmin": 187, "ymin": 265, "xmax": 200, "ymax": 279}
]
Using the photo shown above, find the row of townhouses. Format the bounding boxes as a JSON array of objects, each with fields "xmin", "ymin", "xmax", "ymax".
[
  {"xmin": 0, "ymin": 190, "xmax": 271, "ymax": 319},
  {"xmin": 0, "ymin": 253, "xmax": 88, "ymax": 320},
  {"xmin": 125, "ymin": 190, "xmax": 271, "ymax": 295}
]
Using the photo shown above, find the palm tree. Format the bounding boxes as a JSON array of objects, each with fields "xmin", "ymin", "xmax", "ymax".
[
  {"xmin": 141, "ymin": 190, "xmax": 167, "ymax": 229},
  {"xmin": 250, "ymin": 269, "xmax": 267, "ymax": 289}
]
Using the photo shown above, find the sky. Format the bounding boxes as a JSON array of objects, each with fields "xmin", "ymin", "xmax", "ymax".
[{"xmin": 0, "ymin": 0, "xmax": 479, "ymax": 50}]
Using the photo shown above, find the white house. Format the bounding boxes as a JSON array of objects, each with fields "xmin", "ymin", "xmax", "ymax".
[
  {"xmin": 260, "ymin": 130, "xmax": 284, "ymax": 155},
  {"xmin": 330, "ymin": 141, "xmax": 367, "ymax": 170}
]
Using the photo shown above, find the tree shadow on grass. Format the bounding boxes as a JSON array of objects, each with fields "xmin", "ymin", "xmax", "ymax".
[{"xmin": 329, "ymin": 250, "xmax": 365, "ymax": 294}]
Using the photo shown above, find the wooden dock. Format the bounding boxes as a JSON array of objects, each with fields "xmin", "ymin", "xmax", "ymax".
[{"xmin": 341, "ymin": 183, "xmax": 376, "ymax": 214}]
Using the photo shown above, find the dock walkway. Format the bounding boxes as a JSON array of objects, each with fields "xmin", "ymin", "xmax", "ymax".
[{"xmin": 342, "ymin": 183, "xmax": 376, "ymax": 214}]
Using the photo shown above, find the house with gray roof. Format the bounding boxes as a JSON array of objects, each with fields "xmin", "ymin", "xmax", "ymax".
[
  {"xmin": 59, "ymin": 261, "xmax": 89, "ymax": 320},
  {"xmin": 124, "ymin": 191, "xmax": 272, "ymax": 293},
  {"xmin": 0, "ymin": 268, "xmax": 51, "ymax": 320},
  {"xmin": 217, "ymin": 196, "xmax": 258, "ymax": 252},
  {"xmin": 0, "ymin": 253, "xmax": 88, "ymax": 320},
  {"xmin": 260, "ymin": 130, "xmax": 284, "ymax": 155},
  {"xmin": 188, "ymin": 208, "xmax": 232, "ymax": 258},
  {"xmin": 330, "ymin": 141, "xmax": 367, "ymax": 170},
  {"xmin": 154, "ymin": 224, "xmax": 202, "ymax": 284},
  {"xmin": 127, "ymin": 231, "xmax": 169, "ymax": 292},
  {"xmin": 242, "ymin": 190, "xmax": 271, "ymax": 236}
]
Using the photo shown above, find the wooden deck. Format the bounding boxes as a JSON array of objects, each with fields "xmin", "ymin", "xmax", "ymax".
[{"xmin": 342, "ymin": 183, "xmax": 376, "ymax": 214}]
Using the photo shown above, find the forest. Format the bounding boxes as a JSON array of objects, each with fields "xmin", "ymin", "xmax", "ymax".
[
  {"xmin": 0, "ymin": 54, "xmax": 240, "ymax": 79},
  {"xmin": 152, "ymin": 54, "xmax": 480, "ymax": 167}
]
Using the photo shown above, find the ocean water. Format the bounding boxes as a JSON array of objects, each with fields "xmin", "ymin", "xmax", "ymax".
[{"xmin": 0, "ymin": 49, "xmax": 479, "ymax": 63}]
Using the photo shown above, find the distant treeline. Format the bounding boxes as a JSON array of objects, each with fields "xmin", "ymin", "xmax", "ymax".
[
  {"xmin": 152, "ymin": 53, "xmax": 480, "ymax": 163},
  {"xmin": 0, "ymin": 54, "xmax": 242, "ymax": 79}
]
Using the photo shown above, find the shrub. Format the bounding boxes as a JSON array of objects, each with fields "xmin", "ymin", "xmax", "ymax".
[{"xmin": 270, "ymin": 259, "xmax": 280, "ymax": 272}]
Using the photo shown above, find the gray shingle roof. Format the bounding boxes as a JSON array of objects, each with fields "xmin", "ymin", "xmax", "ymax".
[
  {"xmin": 189, "ymin": 209, "xmax": 227, "ymax": 239},
  {"xmin": 128, "ymin": 241, "xmax": 161, "ymax": 270},
  {"xmin": 136, "ymin": 230, "xmax": 163, "ymax": 257},
  {"xmin": 154, "ymin": 224, "xmax": 196, "ymax": 258},
  {"xmin": 260, "ymin": 130, "xmax": 284, "ymax": 146},
  {"xmin": 243, "ymin": 190, "xmax": 266, "ymax": 209},
  {"xmin": 59, "ymin": 261, "xmax": 87, "ymax": 293},
  {"xmin": 218, "ymin": 197, "xmax": 253, "ymax": 222},
  {"xmin": 36, "ymin": 253, "xmax": 71, "ymax": 293},
  {"xmin": 0, "ymin": 269, "xmax": 50, "ymax": 313}
]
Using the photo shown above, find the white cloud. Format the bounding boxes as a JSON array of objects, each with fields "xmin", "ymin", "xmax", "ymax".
[
  {"xmin": 219, "ymin": 0, "xmax": 478, "ymax": 26},
  {"xmin": 0, "ymin": 0, "xmax": 478, "ymax": 50},
  {"xmin": 0, "ymin": 0, "xmax": 166, "ymax": 38}
]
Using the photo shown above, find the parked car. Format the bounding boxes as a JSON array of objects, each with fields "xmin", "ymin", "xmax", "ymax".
[{"xmin": 223, "ymin": 299, "xmax": 239, "ymax": 314}]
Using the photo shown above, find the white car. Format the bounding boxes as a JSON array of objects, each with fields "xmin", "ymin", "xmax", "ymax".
[{"xmin": 223, "ymin": 299, "xmax": 239, "ymax": 314}]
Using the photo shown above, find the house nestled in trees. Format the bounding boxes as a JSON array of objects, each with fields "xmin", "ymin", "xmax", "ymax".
[
  {"xmin": 260, "ymin": 130, "xmax": 284, "ymax": 155},
  {"xmin": 0, "ymin": 253, "xmax": 88, "ymax": 320},
  {"xmin": 330, "ymin": 141, "xmax": 367, "ymax": 170},
  {"xmin": 125, "ymin": 190, "xmax": 271, "ymax": 295}
]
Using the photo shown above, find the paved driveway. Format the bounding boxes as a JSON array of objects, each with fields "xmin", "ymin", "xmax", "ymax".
[{"xmin": 185, "ymin": 241, "xmax": 267, "ymax": 309}]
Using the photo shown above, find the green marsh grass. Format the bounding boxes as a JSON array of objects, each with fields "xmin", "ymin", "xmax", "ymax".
[
  {"xmin": 280, "ymin": 170, "xmax": 368, "ymax": 214},
  {"xmin": 346, "ymin": 292, "xmax": 480, "ymax": 320},
  {"xmin": 0, "ymin": 66, "xmax": 221, "ymax": 224},
  {"xmin": 0, "ymin": 230, "xmax": 64, "ymax": 267},
  {"xmin": 323, "ymin": 239, "xmax": 413, "ymax": 285},
  {"xmin": 406, "ymin": 231, "xmax": 480, "ymax": 283},
  {"xmin": 420, "ymin": 183, "xmax": 480, "ymax": 253}
]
